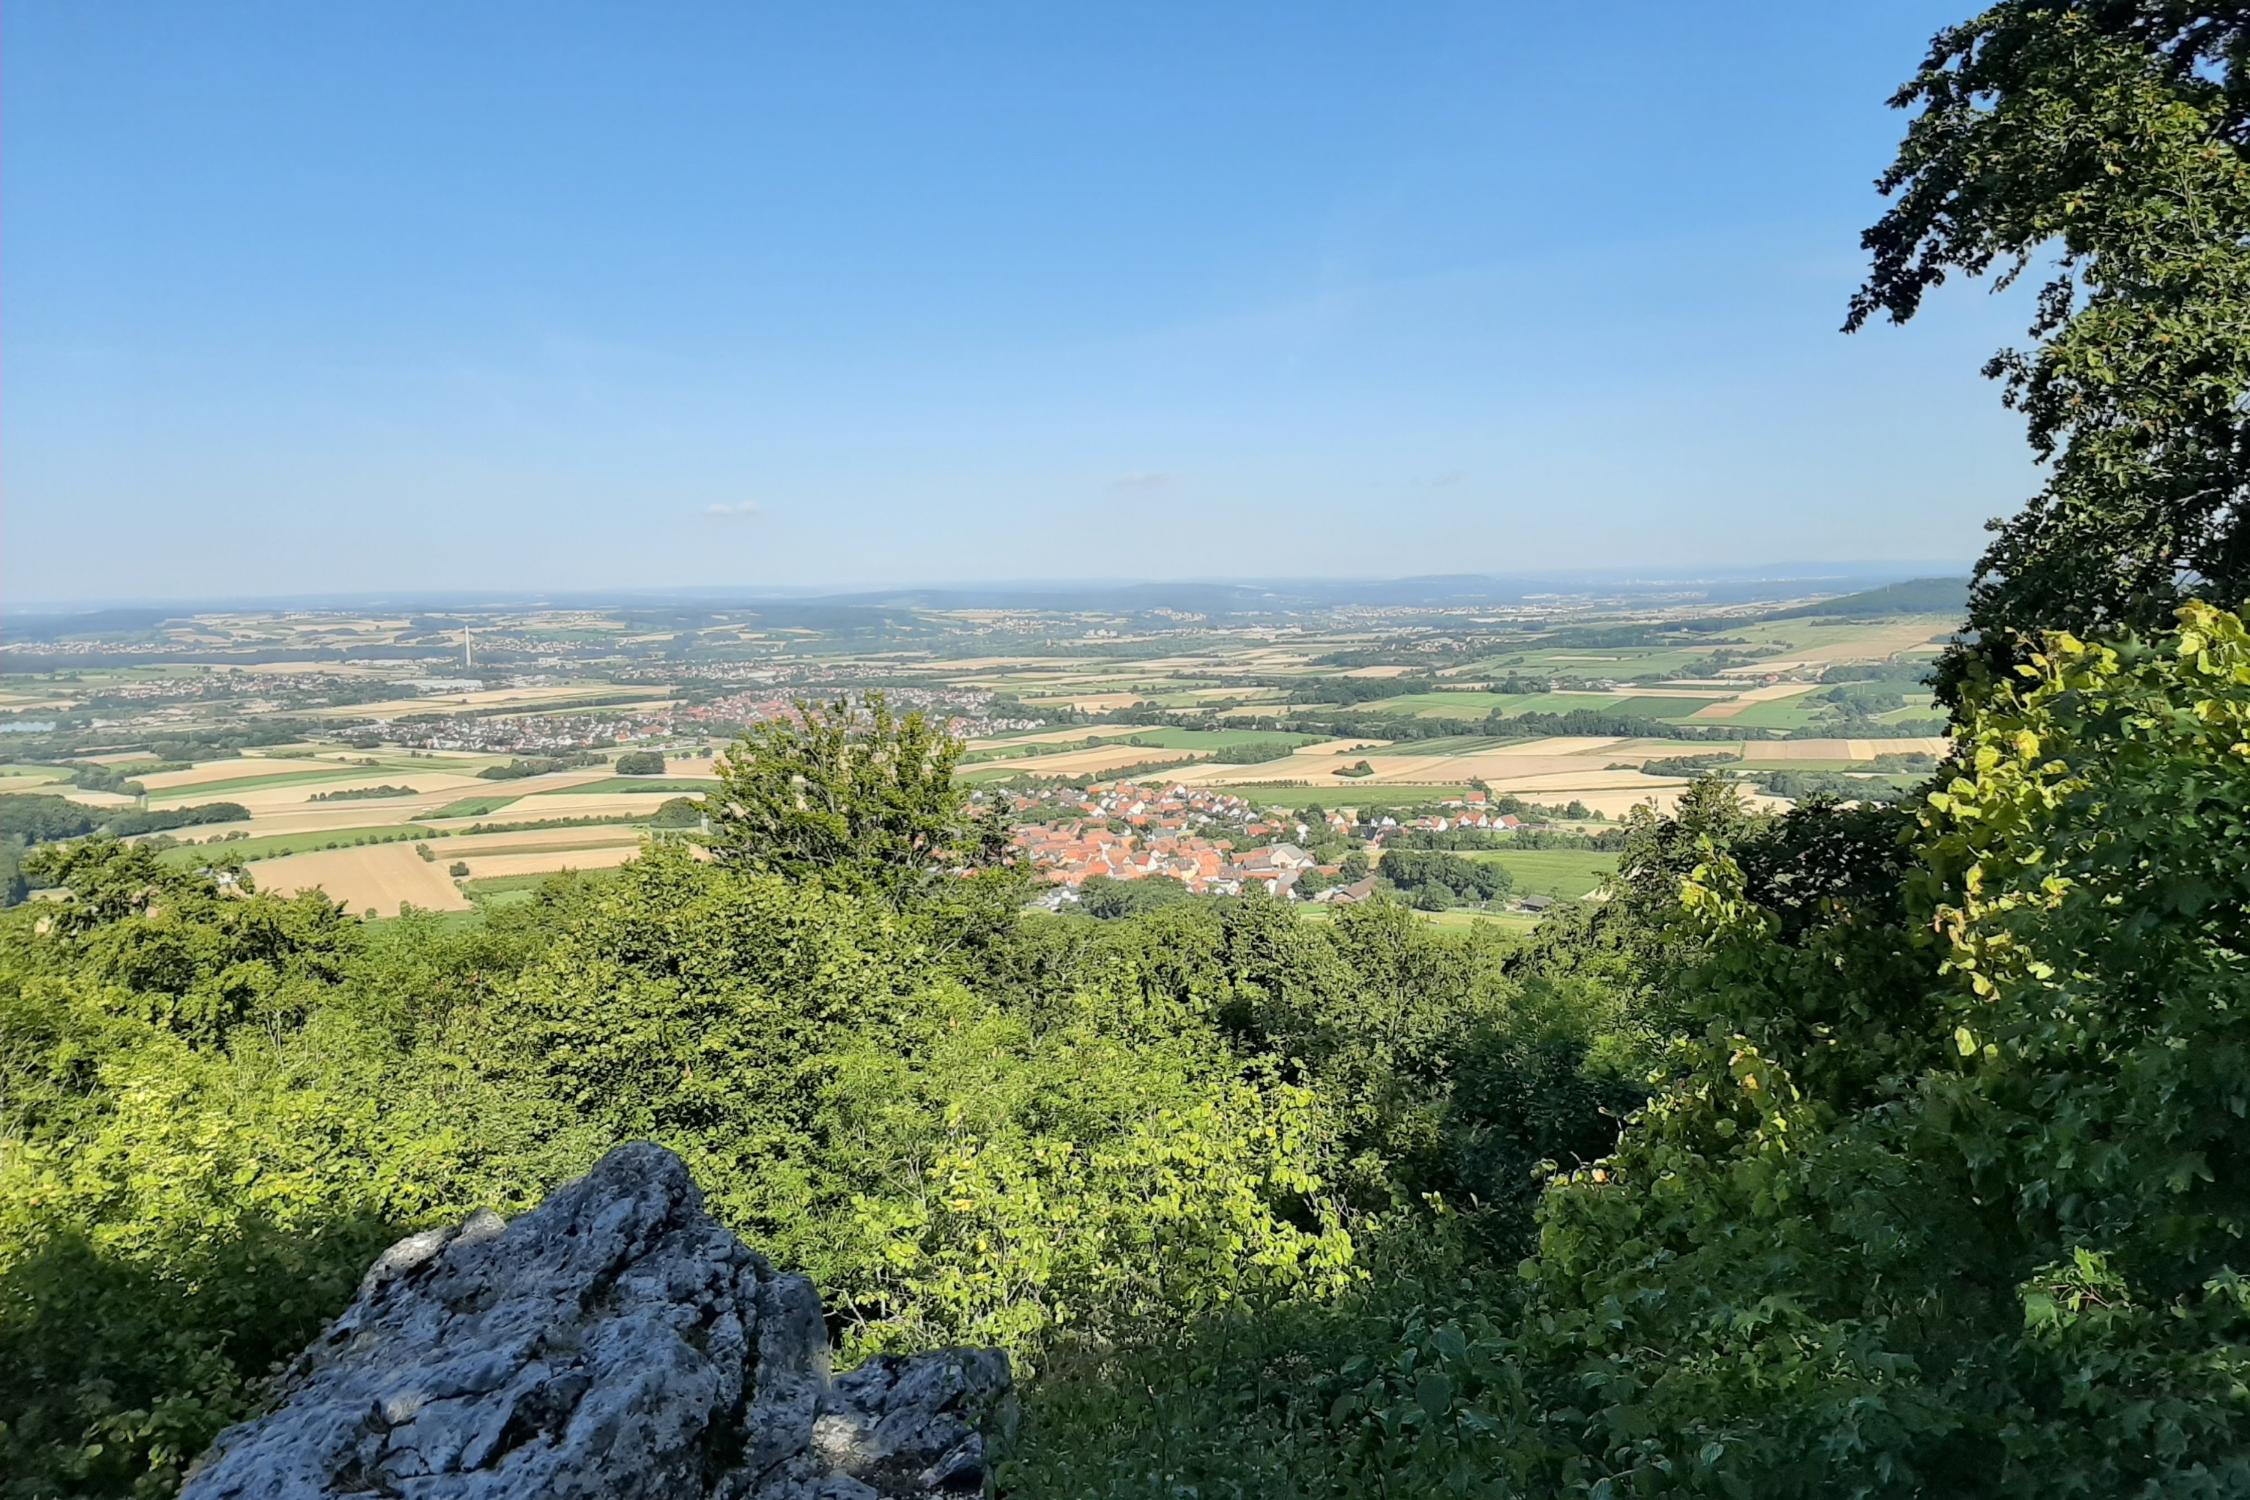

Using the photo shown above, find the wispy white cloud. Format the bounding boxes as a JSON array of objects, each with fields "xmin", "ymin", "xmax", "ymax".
[
  {"xmin": 1108, "ymin": 471, "xmax": 1174, "ymax": 493},
  {"xmin": 704, "ymin": 501, "xmax": 763, "ymax": 519},
  {"xmin": 1426, "ymin": 469, "xmax": 1469, "ymax": 489}
]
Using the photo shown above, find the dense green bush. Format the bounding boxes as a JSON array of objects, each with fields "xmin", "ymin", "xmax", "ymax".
[{"xmin": 0, "ymin": 805, "xmax": 1626, "ymax": 1496}]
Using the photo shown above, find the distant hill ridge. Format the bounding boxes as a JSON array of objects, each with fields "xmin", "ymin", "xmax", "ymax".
[{"xmin": 1764, "ymin": 576, "xmax": 1967, "ymax": 619}]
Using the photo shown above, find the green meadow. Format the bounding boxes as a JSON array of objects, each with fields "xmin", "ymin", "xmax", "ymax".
[
  {"xmin": 1454, "ymin": 848, "xmax": 1618, "ymax": 902},
  {"xmin": 154, "ymin": 825, "xmax": 444, "ymax": 865}
]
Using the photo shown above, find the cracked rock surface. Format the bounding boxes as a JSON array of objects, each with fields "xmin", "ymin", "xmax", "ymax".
[{"xmin": 180, "ymin": 1143, "xmax": 1012, "ymax": 1500}]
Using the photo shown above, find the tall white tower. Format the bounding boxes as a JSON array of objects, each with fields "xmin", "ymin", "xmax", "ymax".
[{"xmin": 463, "ymin": 626, "xmax": 474, "ymax": 670}]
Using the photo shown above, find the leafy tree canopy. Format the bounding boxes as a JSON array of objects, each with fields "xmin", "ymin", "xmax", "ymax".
[
  {"xmin": 1853, "ymin": 1, "xmax": 2250, "ymax": 697},
  {"xmin": 704, "ymin": 694, "xmax": 1008, "ymax": 900}
]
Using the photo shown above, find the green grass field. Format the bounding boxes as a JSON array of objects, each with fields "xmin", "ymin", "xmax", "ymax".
[
  {"xmin": 462, "ymin": 867, "xmax": 628, "ymax": 902},
  {"xmin": 1355, "ymin": 691, "xmax": 1540, "ymax": 718},
  {"xmin": 548, "ymin": 777, "xmax": 714, "ymax": 795},
  {"xmin": 1459, "ymin": 645, "xmax": 1764, "ymax": 678},
  {"xmin": 0, "ymin": 764, "xmax": 69, "ymax": 784},
  {"xmin": 155, "ymin": 825, "xmax": 443, "ymax": 865},
  {"xmin": 1454, "ymin": 849, "xmax": 1617, "ymax": 901},
  {"xmin": 1710, "ymin": 699, "xmax": 1826, "ymax": 730},
  {"xmin": 425, "ymin": 795, "xmax": 522, "ymax": 819},
  {"xmin": 1392, "ymin": 735, "xmax": 1521, "ymax": 755},
  {"xmin": 1098, "ymin": 727, "xmax": 1323, "ymax": 752}
]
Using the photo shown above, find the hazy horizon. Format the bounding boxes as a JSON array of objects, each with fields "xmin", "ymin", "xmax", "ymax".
[
  {"xmin": 9, "ymin": 2, "xmax": 2033, "ymax": 604},
  {"xmin": 2, "ymin": 558, "xmax": 1970, "ymax": 615}
]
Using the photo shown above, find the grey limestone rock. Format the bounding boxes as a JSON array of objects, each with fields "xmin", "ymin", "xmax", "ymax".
[{"xmin": 181, "ymin": 1143, "xmax": 1012, "ymax": 1500}]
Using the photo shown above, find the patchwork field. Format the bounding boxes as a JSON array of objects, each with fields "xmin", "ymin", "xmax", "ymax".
[
  {"xmin": 5, "ymin": 593, "xmax": 1976, "ymax": 923},
  {"xmin": 1014, "ymin": 691, "xmax": 1152, "ymax": 712},
  {"xmin": 1740, "ymin": 736, "xmax": 1950, "ymax": 762},
  {"xmin": 1717, "ymin": 617, "xmax": 1951, "ymax": 673},
  {"xmin": 138, "ymin": 757, "xmax": 343, "ymax": 793},
  {"xmin": 1175, "ymin": 734, "xmax": 1674, "ymax": 795},
  {"xmin": 960, "ymin": 741, "xmax": 1244, "ymax": 782},
  {"xmin": 452, "ymin": 791, "xmax": 689, "ymax": 822}
]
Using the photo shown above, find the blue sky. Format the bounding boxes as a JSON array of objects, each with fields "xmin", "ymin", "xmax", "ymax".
[{"xmin": 7, "ymin": 1, "xmax": 2036, "ymax": 604}]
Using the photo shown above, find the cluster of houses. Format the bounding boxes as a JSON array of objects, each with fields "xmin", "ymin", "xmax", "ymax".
[
  {"xmin": 1308, "ymin": 792, "xmax": 1528, "ymax": 843},
  {"xmin": 672, "ymin": 686, "xmax": 1038, "ymax": 742},
  {"xmin": 383, "ymin": 708, "xmax": 676, "ymax": 756},
  {"xmin": 1001, "ymin": 780, "xmax": 1339, "ymax": 901},
  {"xmin": 998, "ymin": 779, "xmax": 1544, "ymax": 907}
]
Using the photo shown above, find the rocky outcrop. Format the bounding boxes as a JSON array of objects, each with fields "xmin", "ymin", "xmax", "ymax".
[{"xmin": 181, "ymin": 1143, "xmax": 1012, "ymax": 1500}]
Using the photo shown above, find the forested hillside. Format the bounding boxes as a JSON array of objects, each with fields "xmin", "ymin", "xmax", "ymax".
[{"xmin": 7, "ymin": 2, "xmax": 2250, "ymax": 1495}]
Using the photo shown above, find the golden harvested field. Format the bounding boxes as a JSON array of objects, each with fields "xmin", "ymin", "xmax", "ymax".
[
  {"xmin": 454, "ymin": 844, "xmax": 643, "ymax": 880},
  {"xmin": 214, "ymin": 777, "xmax": 488, "ymax": 814},
  {"xmin": 1370, "ymin": 755, "xmax": 1660, "ymax": 786},
  {"xmin": 249, "ymin": 844, "xmax": 472, "ymax": 916},
  {"xmin": 140, "ymin": 757, "xmax": 339, "ymax": 791},
  {"xmin": 1165, "ymin": 740, "xmax": 1386, "ymax": 785},
  {"xmin": 1741, "ymin": 736, "xmax": 1949, "ymax": 762},
  {"xmin": 56, "ymin": 788, "xmax": 139, "ymax": 809},
  {"xmin": 155, "ymin": 769, "xmax": 627, "ymax": 840},
  {"xmin": 1173, "ymin": 737, "xmax": 1678, "ymax": 790}
]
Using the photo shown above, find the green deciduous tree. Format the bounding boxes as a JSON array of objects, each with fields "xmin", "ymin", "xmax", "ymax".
[
  {"xmin": 704, "ymin": 694, "xmax": 1007, "ymax": 900},
  {"xmin": 1852, "ymin": 2, "xmax": 2250, "ymax": 698},
  {"xmin": 1501, "ymin": 604, "xmax": 2250, "ymax": 1493}
]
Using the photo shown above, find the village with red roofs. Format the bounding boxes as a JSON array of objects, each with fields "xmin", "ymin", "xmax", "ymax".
[{"xmin": 994, "ymin": 779, "xmax": 1533, "ymax": 908}]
